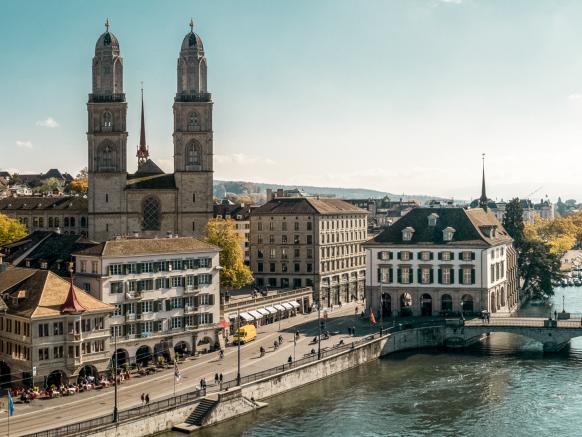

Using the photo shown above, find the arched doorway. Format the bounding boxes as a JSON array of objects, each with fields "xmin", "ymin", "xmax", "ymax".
[
  {"xmin": 490, "ymin": 292, "xmax": 497, "ymax": 313},
  {"xmin": 113, "ymin": 348, "xmax": 129, "ymax": 368},
  {"xmin": 47, "ymin": 370, "xmax": 67, "ymax": 388},
  {"xmin": 154, "ymin": 341, "xmax": 172, "ymax": 362},
  {"xmin": 420, "ymin": 293, "xmax": 433, "ymax": 316},
  {"xmin": 381, "ymin": 293, "xmax": 391, "ymax": 317},
  {"xmin": 77, "ymin": 365, "xmax": 98, "ymax": 383},
  {"xmin": 461, "ymin": 294, "xmax": 474, "ymax": 314},
  {"xmin": 400, "ymin": 292, "xmax": 413, "ymax": 316},
  {"xmin": 136, "ymin": 345, "xmax": 152, "ymax": 367},
  {"xmin": 0, "ymin": 361, "xmax": 11, "ymax": 388},
  {"xmin": 441, "ymin": 294, "xmax": 453, "ymax": 313},
  {"xmin": 174, "ymin": 341, "xmax": 189, "ymax": 357}
]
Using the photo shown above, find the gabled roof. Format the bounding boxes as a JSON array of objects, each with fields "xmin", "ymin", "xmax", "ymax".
[
  {"xmin": 367, "ymin": 207, "xmax": 512, "ymax": 247},
  {"xmin": 0, "ymin": 196, "xmax": 88, "ymax": 212},
  {"xmin": 134, "ymin": 159, "xmax": 164, "ymax": 176},
  {"xmin": 0, "ymin": 267, "xmax": 112, "ymax": 318},
  {"xmin": 74, "ymin": 237, "xmax": 219, "ymax": 257},
  {"xmin": 252, "ymin": 197, "xmax": 367, "ymax": 216}
]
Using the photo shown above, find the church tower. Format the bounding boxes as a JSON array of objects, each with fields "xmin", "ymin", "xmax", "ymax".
[
  {"xmin": 173, "ymin": 20, "xmax": 214, "ymax": 237},
  {"xmin": 87, "ymin": 20, "xmax": 128, "ymax": 241}
]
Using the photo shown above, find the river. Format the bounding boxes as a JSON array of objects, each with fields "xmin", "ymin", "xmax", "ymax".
[{"xmin": 167, "ymin": 287, "xmax": 582, "ymax": 437}]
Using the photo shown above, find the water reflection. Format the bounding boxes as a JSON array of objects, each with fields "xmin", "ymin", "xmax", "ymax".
[{"xmin": 166, "ymin": 287, "xmax": 582, "ymax": 437}]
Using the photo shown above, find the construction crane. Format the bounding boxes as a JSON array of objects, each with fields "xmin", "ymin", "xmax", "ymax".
[{"xmin": 524, "ymin": 186, "xmax": 543, "ymax": 200}]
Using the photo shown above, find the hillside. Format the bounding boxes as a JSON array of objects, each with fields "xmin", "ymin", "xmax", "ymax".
[{"xmin": 213, "ymin": 180, "xmax": 446, "ymax": 203}]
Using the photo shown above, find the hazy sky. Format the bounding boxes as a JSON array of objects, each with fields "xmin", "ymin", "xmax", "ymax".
[{"xmin": 2, "ymin": 0, "xmax": 582, "ymax": 202}]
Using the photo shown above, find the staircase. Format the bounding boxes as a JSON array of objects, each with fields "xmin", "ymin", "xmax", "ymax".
[{"xmin": 184, "ymin": 398, "xmax": 217, "ymax": 427}]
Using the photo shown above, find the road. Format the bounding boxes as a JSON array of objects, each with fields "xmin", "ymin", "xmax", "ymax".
[{"xmin": 0, "ymin": 302, "xmax": 378, "ymax": 436}]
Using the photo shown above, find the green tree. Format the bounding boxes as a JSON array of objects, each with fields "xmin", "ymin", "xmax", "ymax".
[
  {"xmin": 502, "ymin": 198, "xmax": 525, "ymax": 246},
  {"xmin": 204, "ymin": 218, "xmax": 253, "ymax": 289},
  {"xmin": 519, "ymin": 240, "xmax": 563, "ymax": 300},
  {"xmin": 0, "ymin": 213, "xmax": 27, "ymax": 246},
  {"xmin": 33, "ymin": 177, "xmax": 60, "ymax": 194}
]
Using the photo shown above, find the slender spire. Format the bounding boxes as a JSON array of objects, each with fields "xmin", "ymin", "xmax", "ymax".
[
  {"xmin": 62, "ymin": 262, "xmax": 86, "ymax": 314},
  {"xmin": 137, "ymin": 82, "xmax": 149, "ymax": 168},
  {"xmin": 189, "ymin": 18, "xmax": 194, "ymax": 33},
  {"xmin": 105, "ymin": 18, "xmax": 110, "ymax": 32},
  {"xmin": 479, "ymin": 153, "xmax": 488, "ymax": 211}
]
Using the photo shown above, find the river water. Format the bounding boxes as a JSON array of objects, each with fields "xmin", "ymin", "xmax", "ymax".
[{"xmin": 169, "ymin": 287, "xmax": 582, "ymax": 437}]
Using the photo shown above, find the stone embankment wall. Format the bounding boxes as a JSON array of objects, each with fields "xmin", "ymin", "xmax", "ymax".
[{"xmin": 83, "ymin": 326, "xmax": 445, "ymax": 436}]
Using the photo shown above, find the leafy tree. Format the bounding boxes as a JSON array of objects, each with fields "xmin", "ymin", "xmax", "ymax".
[
  {"xmin": 204, "ymin": 218, "xmax": 253, "ymax": 289},
  {"xmin": 32, "ymin": 177, "xmax": 60, "ymax": 194},
  {"xmin": 519, "ymin": 240, "xmax": 563, "ymax": 300},
  {"xmin": 0, "ymin": 213, "xmax": 27, "ymax": 246},
  {"xmin": 525, "ymin": 216, "xmax": 576, "ymax": 254},
  {"xmin": 76, "ymin": 167, "xmax": 88, "ymax": 180},
  {"xmin": 502, "ymin": 198, "xmax": 525, "ymax": 245},
  {"xmin": 68, "ymin": 179, "xmax": 88, "ymax": 195},
  {"xmin": 9, "ymin": 173, "xmax": 22, "ymax": 186}
]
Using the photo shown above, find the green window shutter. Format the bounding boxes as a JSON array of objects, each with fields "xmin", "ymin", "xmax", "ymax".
[
  {"xmin": 209, "ymin": 295, "xmax": 215, "ymax": 305},
  {"xmin": 165, "ymin": 300, "xmax": 171, "ymax": 311},
  {"xmin": 438, "ymin": 269, "xmax": 442, "ymax": 284},
  {"xmin": 377, "ymin": 252, "xmax": 382, "ymax": 260},
  {"xmin": 397, "ymin": 269, "xmax": 402, "ymax": 283},
  {"xmin": 377, "ymin": 268, "xmax": 381, "ymax": 282},
  {"xmin": 389, "ymin": 268, "xmax": 394, "ymax": 283},
  {"xmin": 471, "ymin": 269, "xmax": 476, "ymax": 284},
  {"xmin": 458, "ymin": 269, "xmax": 463, "ymax": 284},
  {"xmin": 471, "ymin": 252, "xmax": 476, "ymax": 261},
  {"xmin": 450, "ymin": 269, "xmax": 455, "ymax": 284},
  {"xmin": 430, "ymin": 252, "xmax": 434, "ymax": 261},
  {"xmin": 397, "ymin": 252, "xmax": 401, "ymax": 260},
  {"xmin": 438, "ymin": 252, "xmax": 442, "ymax": 261},
  {"xmin": 417, "ymin": 269, "xmax": 422, "ymax": 283},
  {"xmin": 136, "ymin": 263, "xmax": 142, "ymax": 274},
  {"xmin": 194, "ymin": 275, "xmax": 199, "ymax": 288},
  {"xmin": 408, "ymin": 269, "xmax": 413, "ymax": 284},
  {"xmin": 430, "ymin": 269, "xmax": 434, "ymax": 283}
]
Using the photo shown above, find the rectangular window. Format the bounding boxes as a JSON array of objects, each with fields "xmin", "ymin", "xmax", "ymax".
[
  {"xmin": 258, "ymin": 262, "xmax": 263, "ymax": 272},
  {"xmin": 462, "ymin": 251, "xmax": 474, "ymax": 262},
  {"xmin": 199, "ymin": 294, "xmax": 214, "ymax": 305},
  {"xmin": 421, "ymin": 268, "xmax": 431, "ymax": 284},
  {"xmin": 463, "ymin": 268, "xmax": 472, "ymax": 285},
  {"xmin": 281, "ymin": 235, "xmax": 288, "ymax": 244},
  {"xmin": 294, "ymin": 235, "xmax": 300, "ymax": 244},
  {"xmin": 38, "ymin": 348, "xmax": 49, "ymax": 361},
  {"xmin": 400, "ymin": 252, "xmax": 411, "ymax": 261},
  {"xmin": 198, "ymin": 274, "xmax": 212, "ymax": 284},
  {"xmin": 294, "ymin": 263, "xmax": 300, "ymax": 272},
  {"xmin": 307, "ymin": 222, "xmax": 312, "ymax": 231},
  {"xmin": 80, "ymin": 260, "xmax": 87, "ymax": 273},
  {"xmin": 269, "ymin": 248, "xmax": 276, "ymax": 259},
  {"xmin": 140, "ymin": 262, "xmax": 153, "ymax": 273},
  {"xmin": 171, "ymin": 297, "xmax": 183, "ymax": 309},
  {"xmin": 110, "ymin": 281, "xmax": 124, "ymax": 294},
  {"xmin": 114, "ymin": 304, "xmax": 123, "ymax": 316},
  {"xmin": 281, "ymin": 248, "xmax": 288, "ymax": 259},
  {"xmin": 401, "ymin": 267, "xmax": 410, "ymax": 284},
  {"xmin": 258, "ymin": 235, "xmax": 263, "ymax": 244},
  {"xmin": 171, "ymin": 318, "xmax": 182, "ymax": 329},
  {"xmin": 258, "ymin": 222, "xmax": 263, "ymax": 231},
  {"xmin": 53, "ymin": 322, "xmax": 64, "ymax": 336},
  {"xmin": 420, "ymin": 252, "xmax": 431, "ymax": 261},
  {"xmin": 270, "ymin": 263, "xmax": 276, "ymax": 273},
  {"xmin": 307, "ymin": 235, "xmax": 313, "ymax": 244},
  {"xmin": 282, "ymin": 262, "xmax": 288, "ymax": 272},
  {"xmin": 53, "ymin": 346, "xmax": 64, "ymax": 359},
  {"xmin": 307, "ymin": 248, "xmax": 313, "ymax": 259},
  {"xmin": 171, "ymin": 276, "xmax": 183, "ymax": 288},
  {"xmin": 307, "ymin": 263, "xmax": 313, "ymax": 272},
  {"xmin": 441, "ymin": 252, "xmax": 451, "ymax": 261},
  {"xmin": 38, "ymin": 323, "xmax": 49, "ymax": 337},
  {"xmin": 140, "ymin": 301, "xmax": 154, "ymax": 313},
  {"xmin": 108, "ymin": 264, "xmax": 123, "ymax": 275},
  {"xmin": 91, "ymin": 261, "xmax": 98, "ymax": 274},
  {"xmin": 490, "ymin": 265, "xmax": 495, "ymax": 282}
]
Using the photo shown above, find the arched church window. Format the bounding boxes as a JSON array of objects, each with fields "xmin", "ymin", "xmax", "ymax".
[
  {"xmin": 98, "ymin": 142, "xmax": 115, "ymax": 172},
  {"xmin": 185, "ymin": 142, "xmax": 201, "ymax": 170},
  {"xmin": 143, "ymin": 197, "xmax": 161, "ymax": 231},
  {"xmin": 102, "ymin": 111, "xmax": 113, "ymax": 131},
  {"xmin": 187, "ymin": 112, "xmax": 200, "ymax": 131}
]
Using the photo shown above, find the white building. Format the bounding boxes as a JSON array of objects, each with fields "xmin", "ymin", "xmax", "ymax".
[
  {"xmin": 364, "ymin": 207, "xmax": 519, "ymax": 318},
  {"xmin": 73, "ymin": 237, "xmax": 221, "ymax": 366}
]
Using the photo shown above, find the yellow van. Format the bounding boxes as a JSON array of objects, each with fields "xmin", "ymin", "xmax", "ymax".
[{"xmin": 232, "ymin": 324, "xmax": 257, "ymax": 344}]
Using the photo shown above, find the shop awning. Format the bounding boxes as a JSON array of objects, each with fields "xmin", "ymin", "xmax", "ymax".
[
  {"xmin": 265, "ymin": 306, "xmax": 278, "ymax": 314},
  {"xmin": 282, "ymin": 302, "xmax": 294, "ymax": 310},
  {"xmin": 257, "ymin": 308, "xmax": 270, "ymax": 316},
  {"xmin": 274, "ymin": 304, "xmax": 286, "ymax": 311},
  {"xmin": 239, "ymin": 312, "xmax": 254, "ymax": 322},
  {"xmin": 249, "ymin": 310, "xmax": 263, "ymax": 319},
  {"xmin": 289, "ymin": 301, "xmax": 300, "ymax": 308}
]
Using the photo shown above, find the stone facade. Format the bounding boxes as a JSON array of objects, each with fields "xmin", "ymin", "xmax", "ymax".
[{"xmin": 249, "ymin": 197, "xmax": 368, "ymax": 305}]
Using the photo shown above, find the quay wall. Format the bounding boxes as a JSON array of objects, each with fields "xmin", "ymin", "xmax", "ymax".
[{"xmin": 82, "ymin": 326, "xmax": 445, "ymax": 436}]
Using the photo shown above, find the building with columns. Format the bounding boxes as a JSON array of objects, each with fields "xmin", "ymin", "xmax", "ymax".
[{"xmin": 87, "ymin": 21, "xmax": 214, "ymax": 241}]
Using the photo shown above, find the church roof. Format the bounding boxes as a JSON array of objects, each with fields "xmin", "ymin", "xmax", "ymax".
[
  {"xmin": 95, "ymin": 31, "xmax": 119, "ymax": 51},
  {"xmin": 181, "ymin": 31, "xmax": 204, "ymax": 52},
  {"xmin": 133, "ymin": 159, "xmax": 164, "ymax": 176},
  {"xmin": 126, "ymin": 173, "xmax": 176, "ymax": 190}
]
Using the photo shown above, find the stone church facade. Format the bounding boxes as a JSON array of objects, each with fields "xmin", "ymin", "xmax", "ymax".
[{"xmin": 87, "ymin": 22, "xmax": 213, "ymax": 242}]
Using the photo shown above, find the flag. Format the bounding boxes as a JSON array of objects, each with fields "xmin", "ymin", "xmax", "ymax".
[
  {"xmin": 8, "ymin": 391, "xmax": 14, "ymax": 417},
  {"xmin": 370, "ymin": 311, "xmax": 377, "ymax": 325},
  {"xmin": 174, "ymin": 361, "xmax": 181, "ymax": 382}
]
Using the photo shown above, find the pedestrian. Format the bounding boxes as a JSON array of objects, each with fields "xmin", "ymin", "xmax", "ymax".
[
  {"xmin": 219, "ymin": 373, "xmax": 223, "ymax": 383},
  {"xmin": 352, "ymin": 325, "xmax": 356, "ymax": 337},
  {"xmin": 288, "ymin": 355, "xmax": 292, "ymax": 364},
  {"xmin": 145, "ymin": 393, "xmax": 150, "ymax": 405},
  {"xmin": 141, "ymin": 393, "xmax": 145, "ymax": 405},
  {"xmin": 214, "ymin": 373, "xmax": 219, "ymax": 385},
  {"xmin": 203, "ymin": 378, "xmax": 207, "ymax": 389},
  {"xmin": 200, "ymin": 378, "xmax": 204, "ymax": 389},
  {"xmin": 348, "ymin": 327, "xmax": 352, "ymax": 336}
]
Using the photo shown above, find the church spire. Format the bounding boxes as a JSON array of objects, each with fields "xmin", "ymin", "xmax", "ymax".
[
  {"xmin": 61, "ymin": 262, "xmax": 86, "ymax": 314},
  {"xmin": 479, "ymin": 153, "xmax": 488, "ymax": 211},
  {"xmin": 137, "ymin": 83, "xmax": 149, "ymax": 168}
]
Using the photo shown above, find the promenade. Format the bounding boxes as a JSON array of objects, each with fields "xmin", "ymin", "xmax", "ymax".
[{"xmin": 0, "ymin": 302, "xmax": 377, "ymax": 437}]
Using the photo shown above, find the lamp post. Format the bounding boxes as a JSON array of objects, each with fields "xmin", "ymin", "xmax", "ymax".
[
  {"xmin": 113, "ymin": 329, "xmax": 119, "ymax": 423},
  {"xmin": 236, "ymin": 309, "xmax": 241, "ymax": 386},
  {"xmin": 317, "ymin": 300, "xmax": 322, "ymax": 360}
]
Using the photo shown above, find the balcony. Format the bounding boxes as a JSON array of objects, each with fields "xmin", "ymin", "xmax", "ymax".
[
  {"xmin": 184, "ymin": 305, "xmax": 199, "ymax": 314},
  {"xmin": 67, "ymin": 333, "xmax": 81, "ymax": 342}
]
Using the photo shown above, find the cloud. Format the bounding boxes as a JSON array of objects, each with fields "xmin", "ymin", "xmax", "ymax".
[
  {"xmin": 36, "ymin": 117, "xmax": 59, "ymax": 128},
  {"xmin": 568, "ymin": 94, "xmax": 582, "ymax": 101},
  {"xmin": 215, "ymin": 153, "xmax": 276, "ymax": 166},
  {"xmin": 16, "ymin": 140, "xmax": 32, "ymax": 149}
]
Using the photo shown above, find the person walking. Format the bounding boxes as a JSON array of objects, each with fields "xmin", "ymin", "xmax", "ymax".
[
  {"xmin": 141, "ymin": 393, "xmax": 145, "ymax": 405},
  {"xmin": 145, "ymin": 393, "xmax": 150, "ymax": 405},
  {"xmin": 288, "ymin": 355, "xmax": 292, "ymax": 365},
  {"xmin": 348, "ymin": 327, "xmax": 352, "ymax": 336},
  {"xmin": 214, "ymin": 373, "xmax": 219, "ymax": 385},
  {"xmin": 219, "ymin": 373, "xmax": 223, "ymax": 383},
  {"xmin": 352, "ymin": 325, "xmax": 356, "ymax": 337}
]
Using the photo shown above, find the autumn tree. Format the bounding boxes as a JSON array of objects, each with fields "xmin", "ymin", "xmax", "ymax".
[
  {"xmin": 204, "ymin": 218, "xmax": 253, "ymax": 289},
  {"xmin": 0, "ymin": 213, "xmax": 27, "ymax": 246},
  {"xmin": 68, "ymin": 179, "xmax": 88, "ymax": 195}
]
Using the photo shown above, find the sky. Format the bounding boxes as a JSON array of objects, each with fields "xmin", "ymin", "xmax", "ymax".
[{"xmin": 2, "ymin": 0, "xmax": 582, "ymax": 202}]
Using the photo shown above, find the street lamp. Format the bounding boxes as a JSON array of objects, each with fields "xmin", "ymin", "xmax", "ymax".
[
  {"xmin": 113, "ymin": 329, "xmax": 119, "ymax": 423},
  {"xmin": 236, "ymin": 309, "xmax": 241, "ymax": 386},
  {"xmin": 317, "ymin": 300, "xmax": 322, "ymax": 360}
]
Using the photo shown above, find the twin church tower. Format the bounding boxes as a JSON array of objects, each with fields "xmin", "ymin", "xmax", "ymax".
[{"xmin": 87, "ymin": 20, "xmax": 213, "ymax": 241}]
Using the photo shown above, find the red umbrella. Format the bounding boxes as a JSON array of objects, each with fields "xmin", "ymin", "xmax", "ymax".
[{"xmin": 218, "ymin": 320, "xmax": 230, "ymax": 329}]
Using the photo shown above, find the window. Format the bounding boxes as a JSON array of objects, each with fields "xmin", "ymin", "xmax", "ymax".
[
  {"xmin": 269, "ymin": 248, "xmax": 276, "ymax": 259},
  {"xmin": 187, "ymin": 111, "xmax": 201, "ymax": 131},
  {"xmin": 294, "ymin": 222, "xmax": 300, "ymax": 231},
  {"xmin": 294, "ymin": 248, "xmax": 300, "ymax": 258},
  {"xmin": 402, "ymin": 227, "xmax": 414, "ymax": 241},
  {"xmin": 82, "ymin": 319, "xmax": 91, "ymax": 332},
  {"xmin": 462, "ymin": 251, "xmax": 474, "ymax": 261},
  {"xmin": 186, "ymin": 141, "xmax": 201, "ymax": 168},
  {"xmin": 53, "ymin": 346, "xmax": 64, "ymax": 359},
  {"xmin": 442, "ymin": 267, "xmax": 451, "ymax": 285},
  {"xmin": 257, "ymin": 249, "xmax": 264, "ymax": 259},
  {"xmin": 420, "ymin": 252, "xmax": 431, "ymax": 261},
  {"xmin": 38, "ymin": 323, "xmax": 49, "ymax": 338},
  {"xmin": 91, "ymin": 261, "xmax": 98, "ymax": 274},
  {"xmin": 490, "ymin": 265, "xmax": 495, "ymax": 282},
  {"xmin": 307, "ymin": 248, "xmax": 313, "ymax": 259},
  {"xmin": 109, "ymin": 264, "xmax": 123, "ymax": 275},
  {"xmin": 400, "ymin": 267, "xmax": 411, "ymax": 284},
  {"xmin": 199, "ymin": 294, "xmax": 214, "ymax": 305},
  {"xmin": 463, "ymin": 268, "xmax": 473, "ymax": 285},
  {"xmin": 98, "ymin": 142, "xmax": 115, "ymax": 171},
  {"xmin": 258, "ymin": 235, "xmax": 263, "ymax": 244},
  {"xmin": 102, "ymin": 111, "xmax": 113, "ymax": 130},
  {"xmin": 281, "ymin": 248, "xmax": 288, "ymax": 259},
  {"xmin": 294, "ymin": 263, "xmax": 300, "ymax": 272},
  {"xmin": 53, "ymin": 322, "xmax": 63, "ymax": 336},
  {"xmin": 198, "ymin": 274, "xmax": 212, "ymax": 284},
  {"xmin": 143, "ymin": 197, "xmax": 161, "ymax": 230},
  {"xmin": 38, "ymin": 348, "xmax": 49, "ymax": 361},
  {"xmin": 307, "ymin": 222, "xmax": 312, "ymax": 231},
  {"xmin": 441, "ymin": 252, "xmax": 451, "ymax": 261},
  {"xmin": 400, "ymin": 251, "xmax": 411, "ymax": 261},
  {"xmin": 171, "ymin": 318, "xmax": 182, "ymax": 329},
  {"xmin": 378, "ymin": 266, "xmax": 391, "ymax": 283},
  {"xmin": 140, "ymin": 301, "xmax": 154, "ymax": 313},
  {"xmin": 421, "ymin": 268, "xmax": 431, "ymax": 284},
  {"xmin": 171, "ymin": 297, "xmax": 183, "ymax": 309},
  {"xmin": 378, "ymin": 251, "xmax": 391, "ymax": 261},
  {"xmin": 307, "ymin": 235, "xmax": 313, "ymax": 244},
  {"xmin": 110, "ymin": 281, "xmax": 123, "ymax": 294},
  {"xmin": 294, "ymin": 235, "xmax": 300, "ymax": 244},
  {"xmin": 281, "ymin": 235, "xmax": 288, "ymax": 244},
  {"xmin": 306, "ymin": 263, "xmax": 313, "ymax": 272},
  {"xmin": 258, "ymin": 262, "xmax": 263, "ymax": 272},
  {"xmin": 282, "ymin": 222, "xmax": 287, "ymax": 231},
  {"xmin": 270, "ymin": 263, "xmax": 276, "ymax": 273},
  {"xmin": 114, "ymin": 304, "xmax": 123, "ymax": 316},
  {"xmin": 269, "ymin": 235, "xmax": 275, "ymax": 244},
  {"xmin": 258, "ymin": 222, "xmax": 263, "ymax": 231}
]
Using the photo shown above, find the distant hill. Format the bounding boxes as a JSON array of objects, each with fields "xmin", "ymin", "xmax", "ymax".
[{"xmin": 213, "ymin": 180, "xmax": 447, "ymax": 203}]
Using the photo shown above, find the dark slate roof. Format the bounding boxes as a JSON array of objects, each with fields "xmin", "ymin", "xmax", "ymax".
[
  {"xmin": 2, "ymin": 231, "xmax": 98, "ymax": 276},
  {"xmin": 214, "ymin": 203, "xmax": 256, "ymax": 220},
  {"xmin": 134, "ymin": 159, "xmax": 164, "ymax": 176},
  {"xmin": 126, "ymin": 173, "xmax": 176, "ymax": 190},
  {"xmin": 367, "ymin": 207, "xmax": 512, "ymax": 247},
  {"xmin": 0, "ymin": 196, "xmax": 88, "ymax": 212},
  {"xmin": 252, "ymin": 197, "xmax": 367, "ymax": 216}
]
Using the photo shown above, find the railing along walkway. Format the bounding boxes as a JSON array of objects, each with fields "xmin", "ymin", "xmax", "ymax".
[{"xmin": 464, "ymin": 317, "xmax": 582, "ymax": 329}]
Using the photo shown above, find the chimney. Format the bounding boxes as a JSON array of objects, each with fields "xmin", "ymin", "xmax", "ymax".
[{"xmin": 266, "ymin": 189, "xmax": 273, "ymax": 201}]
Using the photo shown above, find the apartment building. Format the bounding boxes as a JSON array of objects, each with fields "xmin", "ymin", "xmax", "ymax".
[
  {"xmin": 73, "ymin": 237, "xmax": 221, "ymax": 365},
  {"xmin": 250, "ymin": 197, "xmax": 368, "ymax": 305}
]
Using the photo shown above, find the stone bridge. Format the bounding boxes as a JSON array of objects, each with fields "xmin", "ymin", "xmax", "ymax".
[{"xmin": 445, "ymin": 317, "xmax": 582, "ymax": 352}]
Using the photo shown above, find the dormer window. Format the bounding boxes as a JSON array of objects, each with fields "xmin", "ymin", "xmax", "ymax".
[
  {"xmin": 402, "ymin": 227, "xmax": 415, "ymax": 241},
  {"xmin": 428, "ymin": 213, "xmax": 439, "ymax": 227},
  {"xmin": 479, "ymin": 225, "xmax": 498, "ymax": 238},
  {"xmin": 443, "ymin": 227, "xmax": 456, "ymax": 242}
]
